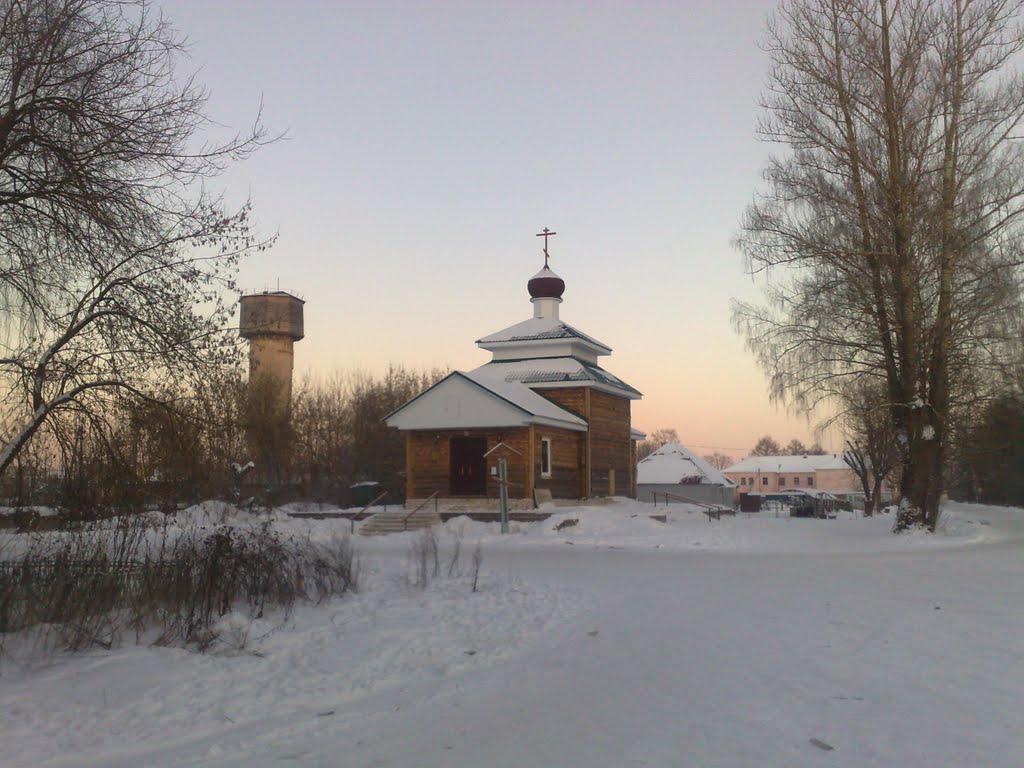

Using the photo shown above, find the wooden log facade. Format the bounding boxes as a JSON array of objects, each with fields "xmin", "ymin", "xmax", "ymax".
[
  {"xmin": 405, "ymin": 423, "xmax": 594, "ymax": 502},
  {"xmin": 534, "ymin": 387, "xmax": 634, "ymax": 498}
]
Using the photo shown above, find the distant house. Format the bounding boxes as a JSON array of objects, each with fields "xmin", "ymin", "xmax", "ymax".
[
  {"xmin": 385, "ymin": 239, "xmax": 643, "ymax": 509},
  {"xmin": 636, "ymin": 442, "xmax": 735, "ymax": 507},
  {"xmin": 722, "ymin": 454, "xmax": 891, "ymax": 503}
]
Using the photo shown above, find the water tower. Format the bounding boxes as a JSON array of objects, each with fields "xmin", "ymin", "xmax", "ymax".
[{"xmin": 238, "ymin": 291, "xmax": 305, "ymax": 405}]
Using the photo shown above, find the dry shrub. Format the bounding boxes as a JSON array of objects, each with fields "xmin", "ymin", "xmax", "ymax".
[
  {"xmin": 471, "ymin": 542, "xmax": 483, "ymax": 593},
  {"xmin": 408, "ymin": 528, "xmax": 481, "ymax": 592},
  {"xmin": 0, "ymin": 515, "xmax": 359, "ymax": 657}
]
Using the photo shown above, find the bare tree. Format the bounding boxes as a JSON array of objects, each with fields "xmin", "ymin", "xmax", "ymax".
[
  {"xmin": 636, "ymin": 427, "xmax": 680, "ymax": 461},
  {"xmin": 702, "ymin": 451, "xmax": 735, "ymax": 471},
  {"xmin": 0, "ymin": 0, "xmax": 272, "ymax": 478},
  {"xmin": 749, "ymin": 435, "xmax": 782, "ymax": 456},
  {"xmin": 290, "ymin": 365, "xmax": 447, "ymax": 502},
  {"xmin": 785, "ymin": 438, "xmax": 807, "ymax": 456},
  {"xmin": 735, "ymin": 0, "xmax": 1024, "ymax": 530},
  {"xmin": 841, "ymin": 381, "xmax": 900, "ymax": 515}
]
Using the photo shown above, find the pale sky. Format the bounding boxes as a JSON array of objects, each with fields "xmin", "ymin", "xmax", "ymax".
[{"xmin": 161, "ymin": 0, "xmax": 831, "ymax": 458}]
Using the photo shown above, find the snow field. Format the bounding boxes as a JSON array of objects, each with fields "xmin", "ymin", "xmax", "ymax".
[
  {"xmin": 1, "ymin": 498, "xmax": 1021, "ymax": 767},
  {"xmin": 0, "ymin": 534, "xmax": 590, "ymax": 768}
]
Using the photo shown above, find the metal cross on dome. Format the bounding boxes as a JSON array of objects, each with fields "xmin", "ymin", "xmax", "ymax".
[{"xmin": 535, "ymin": 227, "xmax": 557, "ymax": 267}]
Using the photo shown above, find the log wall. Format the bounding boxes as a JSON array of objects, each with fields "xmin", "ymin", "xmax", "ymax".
[
  {"xmin": 590, "ymin": 390, "xmax": 632, "ymax": 497},
  {"xmin": 531, "ymin": 426, "xmax": 585, "ymax": 499},
  {"xmin": 534, "ymin": 386, "xmax": 635, "ymax": 498},
  {"xmin": 406, "ymin": 428, "xmax": 579, "ymax": 501},
  {"xmin": 403, "ymin": 388, "xmax": 636, "ymax": 502}
]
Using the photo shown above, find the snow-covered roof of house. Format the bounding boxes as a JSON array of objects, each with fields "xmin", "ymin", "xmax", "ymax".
[
  {"xmin": 461, "ymin": 369, "xmax": 587, "ymax": 428},
  {"xmin": 779, "ymin": 488, "xmax": 838, "ymax": 500},
  {"xmin": 473, "ymin": 356, "xmax": 642, "ymax": 399},
  {"xmin": 383, "ymin": 370, "xmax": 588, "ymax": 432},
  {"xmin": 476, "ymin": 316, "xmax": 611, "ymax": 353},
  {"xmin": 636, "ymin": 442, "xmax": 735, "ymax": 486},
  {"xmin": 724, "ymin": 454, "xmax": 850, "ymax": 474}
]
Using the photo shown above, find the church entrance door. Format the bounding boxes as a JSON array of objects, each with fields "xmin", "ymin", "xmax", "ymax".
[{"xmin": 449, "ymin": 436, "xmax": 487, "ymax": 495}]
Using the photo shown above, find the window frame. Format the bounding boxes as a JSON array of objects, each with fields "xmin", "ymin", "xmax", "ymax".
[{"xmin": 540, "ymin": 437, "xmax": 552, "ymax": 479}]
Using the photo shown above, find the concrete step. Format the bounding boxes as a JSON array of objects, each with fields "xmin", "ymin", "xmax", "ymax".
[{"xmin": 358, "ymin": 510, "xmax": 442, "ymax": 536}]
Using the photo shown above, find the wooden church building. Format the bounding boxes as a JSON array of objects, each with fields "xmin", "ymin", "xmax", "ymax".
[{"xmin": 385, "ymin": 234, "xmax": 644, "ymax": 508}]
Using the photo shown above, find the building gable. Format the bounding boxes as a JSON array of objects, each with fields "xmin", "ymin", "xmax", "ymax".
[
  {"xmin": 385, "ymin": 373, "xmax": 533, "ymax": 431},
  {"xmin": 384, "ymin": 371, "xmax": 587, "ymax": 432}
]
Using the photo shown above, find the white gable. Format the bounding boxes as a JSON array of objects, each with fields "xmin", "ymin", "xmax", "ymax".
[
  {"xmin": 384, "ymin": 372, "xmax": 587, "ymax": 432},
  {"xmin": 385, "ymin": 374, "xmax": 530, "ymax": 430}
]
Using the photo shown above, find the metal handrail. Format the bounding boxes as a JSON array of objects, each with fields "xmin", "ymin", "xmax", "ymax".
[
  {"xmin": 652, "ymin": 491, "xmax": 734, "ymax": 519},
  {"xmin": 351, "ymin": 490, "xmax": 388, "ymax": 533},
  {"xmin": 403, "ymin": 490, "xmax": 442, "ymax": 530}
]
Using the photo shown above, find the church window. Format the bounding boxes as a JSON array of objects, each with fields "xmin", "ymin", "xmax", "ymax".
[{"xmin": 541, "ymin": 438, "xmax": 552, "ymax": 478}]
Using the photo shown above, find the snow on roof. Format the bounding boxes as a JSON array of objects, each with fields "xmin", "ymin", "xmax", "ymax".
[
  {"xmin": 636, "ymin": 442, "xmax": 735, "ymax": 486},
  {"xmin": 779, "ymin": 488, "xmax": 838, "ymax": 499},
  {"xmin": 461, "ymin": 369, "xmax": 588, "ymax": 430},
  {"xmin": 473, "ymin": 357, "xmax": 642, "ymax": 399},
  {"xmin": 476, "ymin": 316, "xmax": 611, "ymax": 352},
  {"xmin": 724, "ymin": 454, "xmax": 850, "ymax": 474}
]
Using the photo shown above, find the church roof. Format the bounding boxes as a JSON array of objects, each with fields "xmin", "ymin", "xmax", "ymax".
[
  {"xmin": 383, "ymin": 370, "xmax": 588, "ymax": 432},
  {"xmin": 461, "ymin": 369, "xmax": 588, "ymax": 428},
  {"xmin": 637, "ymin": 442, "xmax": 734, "ymax": 486},
  {"xmin": 473, "ymin": 356, "xmax": 642, "ymax": 399},
  {"xmin": 527, "ymin": 265, "xmax": 565, "ymax": 299},
  {"xmin": 476, "ymin": 316, "xmax": 611, "ymax": 352}
]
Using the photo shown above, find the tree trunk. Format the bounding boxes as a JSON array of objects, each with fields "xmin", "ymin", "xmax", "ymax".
[
  {"xmin": 898, "ymin": 432, "xmax": 944, "ymax": 531},
  {"xmin": 0, "ymin": 407, "xmax": 50, "ymax": 480},
  {"xmin": 871, "ymin": 473, "xmax": 886, "ymax": 517}
]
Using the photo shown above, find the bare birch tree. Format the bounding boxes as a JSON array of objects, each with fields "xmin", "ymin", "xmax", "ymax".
[
  {"xmin": 0, "ymin": 0, "xmax": 272, "ymax": 478},
  {"xmin": 736, "ymin": 0, "xmax": 1024, "ymax": 530}
]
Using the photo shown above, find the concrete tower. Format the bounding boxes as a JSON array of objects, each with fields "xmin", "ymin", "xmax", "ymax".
[{"xmin": 239, "ymin": 291, "xmax": 305, "ymax": 405}]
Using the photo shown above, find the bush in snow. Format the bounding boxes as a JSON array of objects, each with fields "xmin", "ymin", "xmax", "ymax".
[
  {"xmin": 0, "ymin": 514, "xmax": 360, "ymax": 658},
  {"xmin": 408, "ymin": 528, "xmax": 482, "ymax": 592}
]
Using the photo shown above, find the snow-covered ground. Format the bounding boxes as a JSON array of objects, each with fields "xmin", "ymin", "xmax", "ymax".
[{"xmin": 2, "ymin": 499, "xmax": 1022, "ymax": 767}]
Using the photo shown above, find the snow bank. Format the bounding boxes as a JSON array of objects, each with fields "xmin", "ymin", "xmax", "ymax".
[{"xmin": 428, "ymin": 498, "xmax": 1001, "ymax": 554}]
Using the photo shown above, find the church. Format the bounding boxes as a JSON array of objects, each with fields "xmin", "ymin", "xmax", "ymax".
[{"xmin": 385, "ymin": 231, "xmax": 644, "ymax": 509}]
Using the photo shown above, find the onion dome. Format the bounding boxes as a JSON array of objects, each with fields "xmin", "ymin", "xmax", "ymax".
[{"xmin": 528, "ymin": 266, "xmax": 565, "ymax": 300}]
